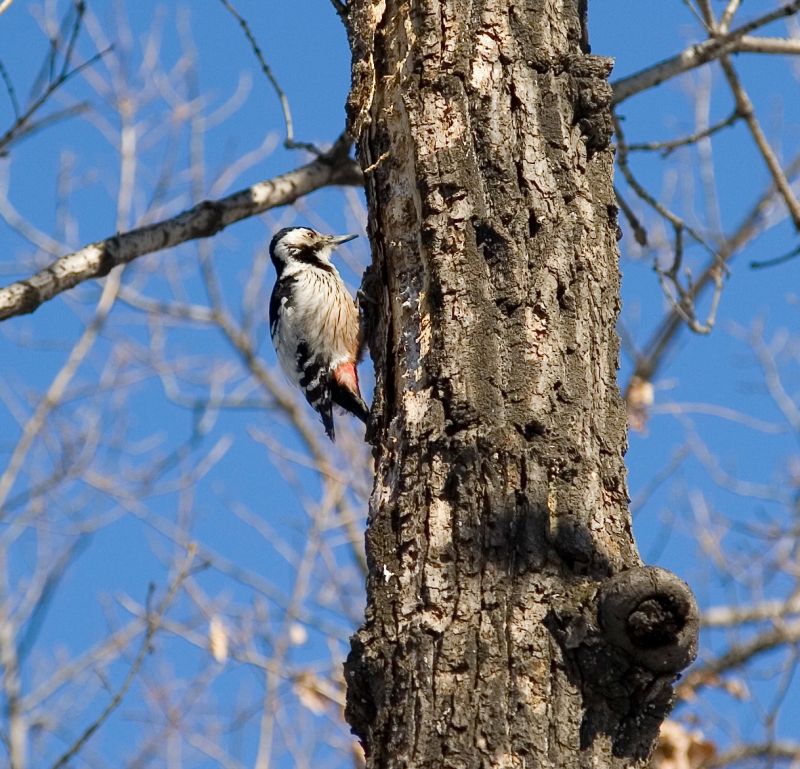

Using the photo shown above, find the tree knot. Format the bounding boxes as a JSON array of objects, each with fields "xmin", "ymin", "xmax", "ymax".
[
  {"xmin": 547, "ymin": 567, "xmax": 699, "ymax": 759},
  {"xmin": 599, "ymin": 565, "xmax": 699, "ymax": 674}
]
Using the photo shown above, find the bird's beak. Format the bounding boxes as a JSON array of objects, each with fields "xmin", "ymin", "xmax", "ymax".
[{"xmin": 328, "ymin": 233, "xmax": 358, "ymax": 246}]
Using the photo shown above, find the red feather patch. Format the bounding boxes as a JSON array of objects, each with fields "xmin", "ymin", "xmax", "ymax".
[{"xmin": 333, "ymin": 362, "xmax": 361, "ymax": 397}]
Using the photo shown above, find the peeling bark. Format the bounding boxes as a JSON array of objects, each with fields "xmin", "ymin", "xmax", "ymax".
[{"xmin": 345, "ymin": 2, "xmax": 698, "ymax": 768}]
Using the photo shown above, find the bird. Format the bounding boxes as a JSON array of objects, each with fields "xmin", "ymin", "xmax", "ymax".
[{"xmin": 269, "ymin": 226, "xmax": 369, "ymax": 441}]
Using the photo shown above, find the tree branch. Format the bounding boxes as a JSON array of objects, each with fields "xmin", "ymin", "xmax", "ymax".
[
  {"xmin": 625, "ymin": 150, "xmax": 800, "ymax": 390},
  {"xmin": 216, "ymin": 0, "xmax": 321, "ymax": 154},
  {"xmin": 0, "ymin": 136, "xmax": 362, "ymax": 322},
  {"xmin": 0, "ymin": 45, "xmax": 110, "ymax": 155},
  {"xmin": 736, "ymin": 34, "xmax": 800, "ymax": 54},
  {"xmin": 625, "ymin": 108, "xmax": 740, "ymax": 156},
  {"xmin": 703, "ymin": 596, "xmax": 800, "ymax": 627},
  {"xmin": 709, "ymin": 742, "xmax": 800, "ymax": 768},
  {"xmin": 718, "ymin": 55, "xmax": 800, "ymax": 229},
  {"xmin": 49, "ymin": 545, "xmax": 198, "ymax": 769},
  {"xmin": 678, "ymin": 619, "xmax": 800, "ymax": 699},
  {"xmin": 720, "ymin": 0, "xmax": 743, "ymax": 32},
  {"xmin": 612, "ymin": 1, "xmax": 800, "ymax": 104}
]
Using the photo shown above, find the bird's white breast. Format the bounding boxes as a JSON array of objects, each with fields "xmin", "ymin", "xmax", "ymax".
[{"xmin": 273, "ymin": 267, "xmax": 359, "ymax": 386}]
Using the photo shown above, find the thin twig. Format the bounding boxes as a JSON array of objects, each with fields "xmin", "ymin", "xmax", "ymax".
[
  {"xmin": 630, "ymin": 446, "xmax": 690, "ymax": 515},
  {"xmin": 749, "ymin": 323, "xmax": 800, "ymax": 432},
  {"xmin": 0, "ymin": 270, "xmax": 123, "ymax": 517},
  {"xmin": 750, "ymin": 241, "xmax": 800, "ymax": 269},
  {"xmin": 0, "ymin": 46, "xmax": 111, "ymax": 155},
  {"xmin": 625, "ymin": 108, "xmax": 740, "ymax": 156},
  {"xmin": 615, "ymin": 116, "xmax": 712, "ymax": 252},
  {"xmin": 32, "ymin": 0, "xmax": 85, "ymax": 97},
  {"xmin": 625, "ymin": 151, "xmax": 800, "ymax": 390},
  {"xmin": 49, "ymin": 545, "xmax": 198, "ymax": 769},
  {"xmin": 1, "ymin": 102, "xmax": 89, "ymax": 149},
  {"xmin": 59, "ymin": 0, "xmax": 86, "ymax": 81},
  {"xmin": 0, "ymin": 59, "xmax": 20, "ymax": 119},
  {"xmin": 615, "ymin": 115, "xmax": 724, "ymax": 333},
  {"xmin": 217, "ymin": 0, "xmax": 320, "ymax": 154},
  {"xmin": 613, "ymin": 186, "xmax": 647, "ymax": 245},
  {"xmin": 718, "ymin": 55, "xmax": 800, "ymax": 230}
]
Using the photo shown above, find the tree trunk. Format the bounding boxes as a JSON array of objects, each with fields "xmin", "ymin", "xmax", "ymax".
[{"xmin": 344, "ymin": 2, "xmax": 699, "ymax": 767}]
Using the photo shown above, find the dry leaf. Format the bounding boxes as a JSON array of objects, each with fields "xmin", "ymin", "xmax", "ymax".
[
  {"xmin": 653, "ymin": 719, "xmax": 716, "ymax": 769},
  {"xmin": 627, "ymin": 375, "xmax": 655, "ymax": 432},
  {"xmin": 293, "ymin": 671, "xmax": 329, "ymax": 715},
  {"xmin": 288, "ymin": 622, "xmax": 308, "ymax": 646},
  {"xmin": 209, "ymin": 615, "xmax": 229, "ymax": 664}
]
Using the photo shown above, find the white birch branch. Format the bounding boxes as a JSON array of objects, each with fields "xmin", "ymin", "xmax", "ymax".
[
  {"xmin": 736, "ymin": 34, "xmax": 800, "ymax": 54},
  {"xmin": 720, "ymin": 0, "xmax": 743, "ymax": 32},
  {"xmin": 612, "ymin": 1, "xmax": 800, "ymax": 105},
  {"xmin": 0, "ymin": 136, "xmax": 362, "ymax": 322}
]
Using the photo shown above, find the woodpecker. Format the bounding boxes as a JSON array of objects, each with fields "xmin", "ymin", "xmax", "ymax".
[{"xmin": 269, "ymin": 226, "xmax": 369, "ymax": 441}]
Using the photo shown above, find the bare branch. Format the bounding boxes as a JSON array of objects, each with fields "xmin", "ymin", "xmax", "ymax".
[
  {"xmin": 709, "ymin": 741, "xmax": 800, "ymax": 768},
  {"xmin": 750, "ymin": 241, "xmax": 800, "ymax": 269},
  {"xmin": 693, "ymin": 0, "xmax": 715, "ymax": 29},
  {"xmin": 0, "ymin": 270, "xmax": 122, "ymax": 516},
  {"xmin": 612, "ymin": 1, "xmax": 800, "ymax": 104},
  {"xmin": 625, "ymin": 150, "xmax": 800, "ymax": 389},
  {"xmin": 0, "ymin": 59, "xmax": 19, "ymax": 119},
  {"xmin": 704, "ymin": 597, "xmax": 800, "ymax": 627},
  {"xmin": 625, "ymin": 108, "xmax": 740, "ymax": 156},
  {"xmin": 679, "ymin": 620, "xmax": 800, "ymax": 699},
  {"xmin": 0, "ymin": 136, "xmax": 362, "ymax": 322},
  {"xmin": 614, "ymin": 186, "xmax": 647, "ymax": 245},
  {"xmin": 718, "ymin": 56, "xmax": 800, "ymax": 230},
  {"xmin": 57, "ymin": 0, "xmax": 86, "ymax": 83},
  {"xmin": 217, "ymin": 0, "xmax": 320, "ymax": 154},
  {"xmin": 1, "ymin": 102, "xmax": 89, "ymax": 150},
  {"xmin": 736, "ymin": 34, "xmax": 800, "ymax": 54},
  {"xmin": 720, "ymin": 0, "xmax": 743, "ymax": 32},
  {"xmin": 614, "ymin": 114, "xmax": 725, "ymax": 335},
  {"xmin": 0, "ymin": 46, "xmax": 110, "ymax": 155},
  {"xmin": 49, "ymin": 545, "xmax": 197, "ymax": 769},
  {"xmin": 748, "ymin": 322, "xmax": 800, "ymax": 432}
]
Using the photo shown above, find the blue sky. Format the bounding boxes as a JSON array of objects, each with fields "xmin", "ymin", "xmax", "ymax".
[{"xmin": 1, "ymin": 1, "xmax": 800, "ymax": 766}]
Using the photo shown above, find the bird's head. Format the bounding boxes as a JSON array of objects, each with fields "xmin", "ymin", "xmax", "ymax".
[{"xmin": 269, "ymin": 227, "xmax": 357, "ymax": 276}]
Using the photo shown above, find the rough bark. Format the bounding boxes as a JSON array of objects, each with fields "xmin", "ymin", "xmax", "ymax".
[{"xmin": 344, "ymin": 2, "xmax": 698, "ymax": 768}]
